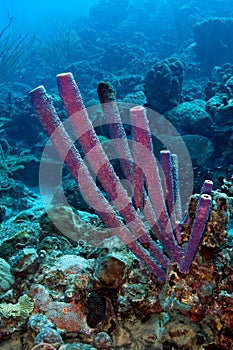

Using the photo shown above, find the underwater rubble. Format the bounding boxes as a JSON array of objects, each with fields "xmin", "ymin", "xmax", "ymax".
[{"xmin": 0, "ymin": 186, "xmax": 232, "ymax": 349}]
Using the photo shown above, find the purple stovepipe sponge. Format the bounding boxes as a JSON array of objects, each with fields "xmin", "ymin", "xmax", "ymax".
[
  {"xmin": 179, "ymin": 193, "xmax": 212, "ymax": 273},
  {"xmin": 97, "ymin": 81, "xmax": 134, "ymax": 184},
  {"xmin": 130, "ymin": 105, "xmax": 184, "ymax": 262},
  {"xmin": 30, "ymin": 83, "xmax": 168, "ymax": 281},
  {"xmin": 30, "ymin": 72, "xmax": 212, "ymax": 282}
]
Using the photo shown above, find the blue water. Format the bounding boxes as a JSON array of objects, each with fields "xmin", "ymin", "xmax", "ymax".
[
  {"xmin": 1, "ymin": 0, "xmax": 232, "ymax": 35},
  {"xmin": 0, "ymin": 0, "xmax": 98, "ymax": 34}
]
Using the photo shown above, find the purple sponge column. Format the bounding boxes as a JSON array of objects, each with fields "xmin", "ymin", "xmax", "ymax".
[
  {"xmin": 179, "ymin": 193, "xmax": 212, "ymax": 273},
  {"xmin": 30, "ymin": 86, "xmax": 134, "ymax": 243},
  {"xmin": 130, "ymin": 106, "xmax": 182, "ymax": 262},
  {"xmin": 170, "ymin": 153, "xmax": 182, "ymax": 223},
  {"xmin": 200, "ymin": 180, "xmax": 213, "ymax": 195},
  {"xmin": 56, "ymin": 72, "xmax": 145, "ymax": 237},
  {"xmin": 160, "ymin": 150, "xmax": 175, "ymax": 223},
  {"xmin": 160, "ymin": 150, "xmax": 182, "ymax": 243},
  {"xmin": 97, "ymin": 82, "xmax": 134, "ymax": 184}
]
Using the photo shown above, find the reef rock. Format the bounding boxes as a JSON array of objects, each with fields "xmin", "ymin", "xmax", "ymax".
[
  {"xmin": 0, "ymin": 258, "xmax": 14, "ymax": 299},
  {"xmin": 165, "ymin": 99, "xmax": 213, "ymax": 136},
  {"xmin": 144, "ymin": 57, "xmax": 184, "ymax": 113}
]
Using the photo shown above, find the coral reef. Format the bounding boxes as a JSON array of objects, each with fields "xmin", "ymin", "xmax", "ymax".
[
  {"xmin": 0, "ymin": 186, "xmax": 231, "ymax": 348},
  {"xmin": 0, "ymin": 258, "xmax": 14, "ymax": 299},
  {"xmin": 144, "ymin": 57, "xmax": 184, "ymax": 113},
  {"xmin": 85, "ymin": 292, "xmax": 106, "ymax": 328},
  {"xmin": 193, "ymin": 18, "xmax": 233, "ymax": 72},
  {"xmin": 0, "ymin": 3, "xmax": 233, "ymax": 348},
  {"xmin": 165, "ymin": 99, "xmax": 213, "ymax": 136},
  {"xmin": 30, "ymin": 284, "xmax": 89, "ymax": 333},
  {"xmin": 160, "ymin": 189, "xmax": 233, "ymax": 348},
  {"xmin": 21, "ymin": 73, "xmax": 233, "ymax": 349},
  {"xmin": 0, "ymin": 294, "xmax": 34, "ymax": 338}
]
